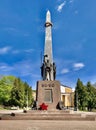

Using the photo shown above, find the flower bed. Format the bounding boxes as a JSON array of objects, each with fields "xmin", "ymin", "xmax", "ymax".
[{"xmin": 39, "ymin": 103, "xmax": 48, "ymax": 110}]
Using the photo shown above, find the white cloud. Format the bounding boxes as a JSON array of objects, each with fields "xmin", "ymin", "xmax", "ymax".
[
  {"xmin": 69, "ymin": 0, "xmax": 74, "ymax": 4},
  {"xmin": 12, "ymin": 49, "xmax": 35, "ymax": 54},
  {"xmin": 57, "ymin": 1, "xmax": 66, "ymax": 12},
  {"xmin": 73, "ymin": 62, "xmax": 85, "ymax": 71},
  {"xmin": 61, "ymin": 68, "xmax": 69, "ymax": 74},
  {"xmin": 0, "ymin": 46, "xmax": 11, "ymax": 54},
  {"xmin": 0, "ymin": 59, "xmax": 40, "ymax": 78},
  {"xmin": 0, "ymin": 63, "xmax": 13, "ymax": 72},
  {"xmin": 4, "ymin": 27, "xmax": 30, "ymax": 37},
  {"xmin": 24, "ymin": 49, "xmax": 35, "ymax": 53}
]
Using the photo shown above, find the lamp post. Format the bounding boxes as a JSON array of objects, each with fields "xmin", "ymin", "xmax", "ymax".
[
  {"xmin": 26, "ymin": 90, "xmax": 28, "ymax": 110},
  {"xmin": 76, "ymin": 91, "xmax": 78, "ymax": 111}
]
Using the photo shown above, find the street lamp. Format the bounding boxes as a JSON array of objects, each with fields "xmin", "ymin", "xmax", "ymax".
[{"xmin": 26, "ymin": 91, "xmax": 28, "ymax": 110}]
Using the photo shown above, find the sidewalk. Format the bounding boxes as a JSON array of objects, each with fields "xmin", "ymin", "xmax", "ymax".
[
  {"xmin": 0, "ymin": 120, "xmax": 96, "ymax": 130},
  {"xmin": 0, "ymin": 110, "xmax": 96, "ymax": 130},
  {"xmin": 70, "ymin": 110, "xmax": 96, "ymax": 115}
]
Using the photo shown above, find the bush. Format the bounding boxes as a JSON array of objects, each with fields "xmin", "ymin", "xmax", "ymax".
[
  {"xmin": 23, "ymin": 110, "xmax": 27, "ymax": 113},
  {"xmin": 11, "ymin": 113, "xmax": 15, "ymax": 116}
]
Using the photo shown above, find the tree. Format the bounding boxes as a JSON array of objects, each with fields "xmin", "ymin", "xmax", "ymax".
[
  {"xmin": 10, "ymin": 79, "xmax": 33, "ymax": 108},
  {"xmin": 10, "ymin": 78, "xmax": 25, "ymax": 107},
  {"xmin": 74, "ymin": 79, "xmax": 87, "ymax": 110},
  {"xmin": 23, "ymin": 82, "xmax": 33, "ymax": 107},
  {"xmin": 0, "ymin": 76, "xmax": 33, "ymax": 108},
  {"xmin": 86, "ymin": 82, "xmax": 96, "ymax": 111},
  {"xmin": 0, "ymin": 76, "xmax": 15, "ymax": 106}
]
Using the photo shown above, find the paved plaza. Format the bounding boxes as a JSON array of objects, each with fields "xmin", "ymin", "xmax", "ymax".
[
  {"xmin": 0, "ymin": 110, "xmax": 96, "ymax": 130},
  {"xmin": 0, "ymin": 120, "xmax": 96, "ymax": 130}
]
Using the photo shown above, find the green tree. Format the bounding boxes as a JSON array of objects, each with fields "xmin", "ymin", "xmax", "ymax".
[
  {"xmin": 0, "ymin": 76, "xmax": 15, "ymax": 106},
  {"xmin": 87, "ymin": 82, "xmax": 96, "ymax": 111},
  {"xmin": 28, "ymin": 87, "xmax": 33, "ymax": 106},
  {"xmin": 74, "ymin": 79, "xmax": 87, "ymax": 110},
  {"xmin": 0, "ymin": 75, "xmax": 33, "ymax": 108},
  {"xmin": 10, "ymin": 78, "xmax": 25, "ymax": 107},
  {"xmin": 23, "ymin": 82, "xmax": 33, "ymax": 107}
]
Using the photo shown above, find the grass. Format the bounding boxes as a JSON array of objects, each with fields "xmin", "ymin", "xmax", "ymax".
[
  {"xmin": 92, "ymin": 109, "xmax": 96, "ymax": 112},
  {"xmin": 0, "ymin": 105, "xmax": 13, "ymax": 110}
]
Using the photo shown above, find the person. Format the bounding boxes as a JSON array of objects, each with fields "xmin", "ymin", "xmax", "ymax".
[{"xmin": 45, "ymin": 60, "xmax": 51, "ymax": 80}]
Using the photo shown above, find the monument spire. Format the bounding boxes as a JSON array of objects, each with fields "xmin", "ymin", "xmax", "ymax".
[
  {"xmin": 41, "ymin": 10, "xmax": 56, "ymax": 81},
  {"xmin": 44, "ymin": 10, "xmax": 53, "ymax": 64}
]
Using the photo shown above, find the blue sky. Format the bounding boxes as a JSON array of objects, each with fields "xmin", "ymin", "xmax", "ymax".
[{"xmin": 0, "ymin": 0, "xmax": 96, "ymax": 89}]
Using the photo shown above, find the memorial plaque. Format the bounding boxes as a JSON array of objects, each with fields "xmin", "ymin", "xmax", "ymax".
[{"xmin": 44, "ymin": 89, "xmax": 52, "ymax": 103}]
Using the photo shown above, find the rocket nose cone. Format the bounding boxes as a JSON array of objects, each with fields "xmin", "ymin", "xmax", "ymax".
[
  {"xmin": 47, "ymin": 10, "xmax": 50, "ymax": 15},
  {"xmin": 46, "ymin": 10, "xmax": 51, "ymax": 22}
]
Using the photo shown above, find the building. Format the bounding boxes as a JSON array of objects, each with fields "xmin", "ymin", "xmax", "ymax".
[
  {"xmin": 32, "ymin": 90, "xmax": 36, "ymax": 100},
  {"xmin": 61, "ymin": 85, "xmax": 74, "ymax": 107}
]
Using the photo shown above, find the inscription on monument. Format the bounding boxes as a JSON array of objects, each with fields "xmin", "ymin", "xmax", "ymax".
[
  {"xmin": 42, "ymin": 83, "xmax": 55, "ymax": 87},
  {"xmin": 44, "ymin": 89, "xmax": 53, "ymax": 103}
]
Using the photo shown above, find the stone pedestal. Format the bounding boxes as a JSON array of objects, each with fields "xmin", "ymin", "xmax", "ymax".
[{"xmin": 36, "ymin": 80, "xmax": 61, "ymax": 110}]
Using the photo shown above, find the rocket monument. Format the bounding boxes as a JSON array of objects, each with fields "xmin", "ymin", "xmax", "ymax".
[
  {"xmin": 36, "ymin": 10, "xmax": 61, "ymax": 110},
  {"xmin": 41, "ymin": 10, "xmax": 56, "ymax": 81}
]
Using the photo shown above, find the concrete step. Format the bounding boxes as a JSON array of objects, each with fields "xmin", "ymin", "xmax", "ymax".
[
  {"xmin": 1, "ymin": 114, "xmax": 95, "ymax": 121},
  {"xmin": 16, "ymin": 113, "xmax": 81, "ymax": 117},
  {"xmin": 27, "ymin": 110, "xmax": 70, "ymax": 114},
  {"xmin": 0, "ymin": 110, "xmax": 96, "ymax": 121}
]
